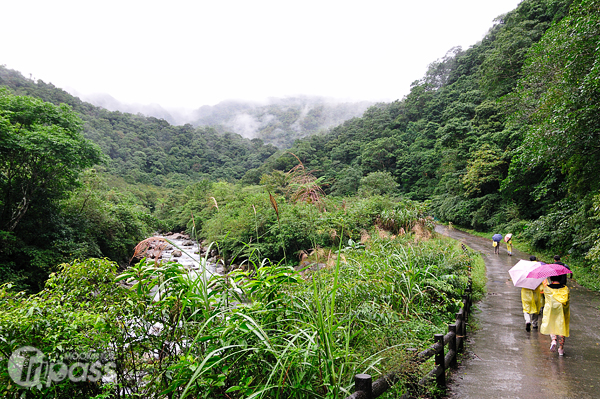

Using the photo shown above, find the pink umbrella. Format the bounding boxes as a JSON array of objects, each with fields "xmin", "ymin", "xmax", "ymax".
[
  {"xmin": 508, "ymin": 260, "xmax": 546, "ymax": 289},
  {"xmin": 526, "ymin": 263, "xmax": 572, "ymax": 279}
]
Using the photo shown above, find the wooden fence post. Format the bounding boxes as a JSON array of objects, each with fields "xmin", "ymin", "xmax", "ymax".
[
  {"xmin": 343, "ymin": 280, "xmax": 473, "ymax": 399},
  {"xmin": 448, "ymin": 324, "xmax": 457, "ymax": 368},
  {"xmin": 355, "ymin": 374, "xmax": 372, "ymax": 398},
  {"xmin": 455, "ymin": 311, "xmax": 464, "ymax": 352},
  {"xmin": 434, "ymin": 334, "xmax": 445, "ymax": 387}
]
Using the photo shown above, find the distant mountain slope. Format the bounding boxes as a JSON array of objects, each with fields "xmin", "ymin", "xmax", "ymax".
[
  {"xmin": 188, "ymin": 97, "xmax": 374, "ymax": 148},
  {"xmin": 0, "ymin": 65, "xmax": 278, "ymax": 186},
  {"xmin": 77, "ymin": 92, "xmax": 375, "ymax": 148},
  {"xmin": 1, "ymin": 65, "xmax": 373, "ymax": 149}
]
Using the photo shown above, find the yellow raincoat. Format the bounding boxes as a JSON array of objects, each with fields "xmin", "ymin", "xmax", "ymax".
[
  {"xmin": 521, "ymin": 284, "xmax": 542, "ymax": 314},
  {"xmin": 540, "ymin": 284, "xmax": 570, "ymax": 337}
]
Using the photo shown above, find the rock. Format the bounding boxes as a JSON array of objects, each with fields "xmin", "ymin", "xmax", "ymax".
[
  {"xmin": 172, "ymin": 250, "xmax": 182, "ymax": 257},
  {"xmin": 183, "ymin": 240, "xmax": 194, "ymax": 246},
  {"xmin": 295, "ymin": 260, "xmax": 312, "ymax": 271}
]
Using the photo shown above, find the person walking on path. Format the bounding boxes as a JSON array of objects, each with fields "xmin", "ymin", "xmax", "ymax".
[
  {"xmin": 492, "ymin": 233, "xmax": 502, "ymax": 254},
  {"xmin": 521, "ymin": 255, "xmax": 542, "ymax": 332},
  {"xmin": 553, "ymin": 254, "xmax": 572, "ymax": 280},
  {"xmin": 541, "ymin": 255, "xmax": 572, "ymax": 356},
  {"xmin": 504, "ymin": 233, "xmax": 513, "ymax": 256}
]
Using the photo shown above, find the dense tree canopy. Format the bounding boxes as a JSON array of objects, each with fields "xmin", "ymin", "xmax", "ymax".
[
  {"xmin": 0, "ymin": 88, "xmax": 103, "ymax": 231},
  {"xmin": 0, "ymin": 90, "xmax": 154, "ymax": 292},
  {"xmin": 506, "ymin": 0, "xmax": 600, "ymax": 195}
]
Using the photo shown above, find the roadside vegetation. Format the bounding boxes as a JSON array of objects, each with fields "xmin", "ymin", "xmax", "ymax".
[{"xmin": 0, "ymin": 198, "xmax": 479, "ymax": 398}]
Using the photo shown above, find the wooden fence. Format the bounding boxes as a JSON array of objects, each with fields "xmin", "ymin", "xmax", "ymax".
[{"xmin": 345, "ymin": 286, "xmax": 472, "ymax": 399}]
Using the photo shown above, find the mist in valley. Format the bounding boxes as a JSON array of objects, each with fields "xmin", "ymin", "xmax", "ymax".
[{"xmin": 76, "ymin": 91, "xmax": 375, "ymax": 148}]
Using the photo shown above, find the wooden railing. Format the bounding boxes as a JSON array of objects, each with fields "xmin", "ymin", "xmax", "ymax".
[{"xmin": 345, "ymin": 286, "xmax": 472, "ymax": 399}]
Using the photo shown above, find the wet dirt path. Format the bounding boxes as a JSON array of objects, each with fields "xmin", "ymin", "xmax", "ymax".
[{"xmin": 435, "ymin": 225, "xmax": 600, "ymax": 399}]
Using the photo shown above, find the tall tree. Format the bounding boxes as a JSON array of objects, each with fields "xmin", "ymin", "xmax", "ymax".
[
  {"xmin": 0, "ymin": 88, "xmax": 104, "ymax": 231},
  {"xmin": 505, "ymin": 0, "xmax": 600, "ymax": 196}
]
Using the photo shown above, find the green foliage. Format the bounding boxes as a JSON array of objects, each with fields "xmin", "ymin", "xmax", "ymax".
[
  {"xmin": 0, "ymin": 88, "xmax": 104, "ymax": 232},
  {"xmin": 358, "ymin": 171, "xmax": 398, "ymax": 196},
  {"xmin": 195, "ymin": 178, "xmax": 431, "ymax": 264},
  {"xmin": 501, "ymin": 0, "xmax": 600, "ymax": 262},
  {"xmin": 521, "ymin": 197, "xmax": 597, "ymax": 256},
  {"xmin": 479, "ymin": 0, "xmax": 574, "ymax": 98},
  {"xmin": 329, "ymin": 167, "xmax": 362, "ymax": 197},
  {"xmin": 0, "ymin": 259, "xmax": 123, "ymax": 398},
  {"xmin": 167, "ymin": 235, "xmax": 475, "ymax": 399},
  {"xmin": 0, "ymin": 168, "xmax": 156, "ymax": 292},
  {"xmin": 462, "ymin": 144, "xmax": 505, "ymax": 197},
  {"xmin": 506, "ymin": 0, "xmax": 600, "ymax": 195},
  {"xmin": 0, "ymin": 90, "xmax": 118, "ymax": 292},
  {"xmin": 0, "ymin": 227, "xmax": 477, "ymax": 399},
  {"xmin": 60, "ymin": 170, "xmax": 157, "ymax": 264}
]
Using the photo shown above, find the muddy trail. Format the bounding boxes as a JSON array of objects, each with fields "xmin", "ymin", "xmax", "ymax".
[{"xmin": 435, "ymin": 225, "xmax": 600, "ymax": 399}]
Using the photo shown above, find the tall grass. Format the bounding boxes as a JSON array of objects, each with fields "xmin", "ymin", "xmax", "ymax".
[
  {"xmin": 0, "ymin": 196, "xmax": 478, "ymax": 399},
  {"xmin": 155, "ymin": 231, "xmax": 475, "ymax": 399}
]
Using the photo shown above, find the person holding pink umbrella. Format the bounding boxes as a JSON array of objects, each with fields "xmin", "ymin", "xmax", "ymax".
[
  {"xmin": 531, "ymin": 256, "xmax": 572, "ymax": 356},
  {"xmin": 505, "ymin": 233, "xmax": 513, "ymax": 256}
]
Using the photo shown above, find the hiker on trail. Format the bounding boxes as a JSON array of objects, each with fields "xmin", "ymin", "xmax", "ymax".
[
  {"xmin": 522, "ymin": 255, "xmax": 542, "ymax": 332},
  {"xmin": 553, "ymin": 255, "xmax": 572, "ymax": 279},
  {"xmin": 492, "ymin": 233, "xmax": 503, "ymax": 254},
  {"xmin": 530, "ymin": 255, "xmax": 545, "ymax": 315},
  {"xmin": 541, "ymin": 255, "xmax": 572, "ymax": 356},
  {"xmin": 505, "ymin": 233, "xmax": 513, "ymax": 256}
]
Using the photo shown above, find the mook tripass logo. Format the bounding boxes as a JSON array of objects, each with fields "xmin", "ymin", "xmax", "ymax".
[{"xmin": 8, "ymin": 346, "xmax": 116, "ymax": 388}]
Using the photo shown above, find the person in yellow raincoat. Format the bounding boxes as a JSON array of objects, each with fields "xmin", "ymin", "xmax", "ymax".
[
  {"xmin": 540, "ymin": 262, "xmax": 571, "ymax": 356},
  {"xmin": 505, "ymin": 233, "xmax": 513, "ymax": 256},
  {"xmin": 521, "ymin": 284, "xmax": 543, "ymax": 332},
  {"xmin": 530, "ymin": 256, "xmax": 545, "ymax": 316}
]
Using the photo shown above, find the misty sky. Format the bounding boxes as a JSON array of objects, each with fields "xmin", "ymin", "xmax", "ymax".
[{"xmin": 1, "ymin": 0, "xmax": 522, "ymax": 109}]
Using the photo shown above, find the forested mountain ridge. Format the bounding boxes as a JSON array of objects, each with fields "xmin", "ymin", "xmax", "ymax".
[
  {"xmin": 188, "ymin": 97, "xmax": 374, "ymax": 148},
  {"xmin": 0, "ymin": 66, "xmax": 279, "ymax": 186},
  {"xmin": 31, "ymin": 71, "xmax": 373, "ymax": 149},
  {"xmin": 76, "ymin": 90, "xmax": 374, "ymax": 149},
  {"xmin": 256, "ymin": 0, "xmax": 600, "ymax": 262}
]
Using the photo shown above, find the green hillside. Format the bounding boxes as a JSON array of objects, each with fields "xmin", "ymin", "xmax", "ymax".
[
  {"xmin": 189, "ymin": 97, "xmax": 374, "ymax": 148},
  {"xmin": 0, "ymin": 66, "xmax": 278, "ymax": 186},
  {"xmin": 259, "ymin": 0, "xmax": 600, "ymax": 262}
]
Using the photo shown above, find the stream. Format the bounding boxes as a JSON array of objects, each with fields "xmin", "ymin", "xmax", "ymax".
[{"xmin": 138, "ymin": 233, "xmax": 225, "ymax": 301}]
